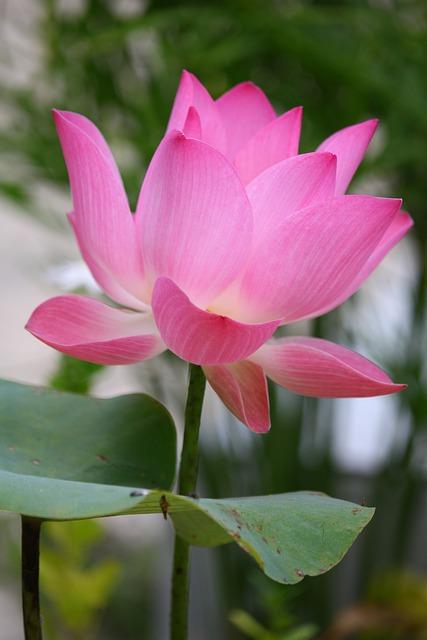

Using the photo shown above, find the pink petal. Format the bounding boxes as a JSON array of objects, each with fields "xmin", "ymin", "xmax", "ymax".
[
  {"xmin": 182, "ymin": 106, "xmax": 202, "ymax": 138},
  {"xmin": 204, "ymin": 361, "xmax": 270, "ymax": 433},
  {"xmin": 216, "ymin": 81, "xmax": 276, "ymax": 160},
  {"xmin": 251, "ymin": 337, "xmax": 406, "ymax": 397},
  {"xmin": 55, "ymin": 110, "xmax": 122, "ymax": 181},
  {"xmin": 151, "ymin": 277, "xmax": 278, "ymax": 365},
  {"xmin": 167, "ymin": 70, "xmax": 226, "ymax": 153},
  {"xmin": 26, "ymin": 295, "xmax": 165, "ymax": 365},
  {"xmin": 311, "ymin": 209, "xmax": 413, "ymax": 318},
  {"xmin": 317, "ymin": 119, "xmax": 378, "ymax": 195},
  {"xmin": 68, "ymin": 214, "xmax": 148, "ymax": 311},
  {"xmin": 234, "ymin": 195, "xmax": 401, "ymax": 323},
  {"xmin": 53, "ymin": 110, "xmax": 146, "ymax": 307},
  {"xmin": 210, "ymin": 152, "xmax": 337, "ymax": 318},
  {"xmin": 234, "ymin": 106, "xmax": 303, "ymax": 184},
  {"xmin": 246, "ymin": 151, "xmax": 337, "ymax": 242},
  {"xmin": 136, "ymin": 131, "xmax": 253, "ymax": 308}
]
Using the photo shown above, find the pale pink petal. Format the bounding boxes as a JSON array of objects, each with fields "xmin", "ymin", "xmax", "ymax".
[
  {"xmin": 216, "ymin": 81, "xmax": 276, "ymax": 160},
  {"xmin": 251, "ymin": 337, "xmax": 406, "ymax": 397},
  {"xmin": 151, "ymin": 278, "xmax": 278, "ymax": 365},
  {"xmin": 167, "ymin": 70, "xmax": 226, "ymax": 152},
  {"xmin": 246, "ymin": 151, "xmax": 337, "ymax": 242},
  {"xmin": 56, "ymin": 111, "xmax": 122, "ymax": 181},
  {"xmin": 53, "ymin": 110, "xmax": 146, "ymax": 306},
  {"xmin": 182, "ymin": 106, "xmax": 202, "ymax": 138},
  {"xmin": 311, "ymin": 209, "xmax": 413, "ymax": 318},
  {"xmin": 231, "ymin": 195, "xmax": 401, "ymax": 323},
  {"xmin": 26, "ymin": 295, "xmax": 165, "ymax": 365},
  {"xmin": 204, "ymin": 361, "xmax": 270, "ymax": 433},
  {"xmin": 234, "ymin": 106, "xmax": 303, "ymax": 184},
  {"xmin": 210, "ymin": 152, "xmax": 337, "ymax": 318},
  {"xmin": 137, "ymin": 131, "xmax": 253, "ymax": 308},
  {"xmin": 317, "ymin": 119, "xmax": 378, "ymax": 195},
  {"xmin": 68, "ymin": 213, "xmax": 148, "ymax": 311}
]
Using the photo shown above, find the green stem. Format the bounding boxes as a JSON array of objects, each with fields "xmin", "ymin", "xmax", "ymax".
[
  {"xmin": 170, "ymin": 364, "xmax": 206, "ymax": 640},
  {"xmin": 21, "ymin": 517, "xmax": 43, "ymax": 640}
]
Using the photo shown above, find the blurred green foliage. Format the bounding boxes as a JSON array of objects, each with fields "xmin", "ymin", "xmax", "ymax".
[
  {"xmin": 1, "ymin": 0, "xmax": 427, "ymax": 638},
  {"xmin": 230, "ymin": 579, "xmax": 318, "ymax": 639},
  {"xmin": 314, "ymin": 571, "xmax": 427, "ymax": 639},
  {"xmin": 363, "ymin": 571, "xmax": 427, "ymax": 640},
  {"xmin": 42, "ymin": 355, "xmax": 120, "ymax": 640},
  {"xmin": 41, "ymin": 520, "xmax": 121, "ymax": 640},
  {"xmin": 49, "ymin": 355, "xmax": 102, "ymax": 394}
]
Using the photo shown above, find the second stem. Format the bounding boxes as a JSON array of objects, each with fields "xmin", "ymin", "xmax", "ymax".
[{"xmin": 170, "ymin": 364, "xmax": 206, "ymax": 640}]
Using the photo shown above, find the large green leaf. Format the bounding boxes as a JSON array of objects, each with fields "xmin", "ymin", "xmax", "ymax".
[
  {"xmin": 0, "ymin": 379, "xmax": 176, "ymax": 519},
  {"xmin": 171, "ymin": 493, "xmax": 374, "ymax": 584},
  {"xmin": 0, "ymin": 379, "xmax": 373, "ymax": 584}
]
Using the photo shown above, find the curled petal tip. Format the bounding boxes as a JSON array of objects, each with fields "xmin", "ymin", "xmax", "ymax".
[
  {"xmin": 394, "ymin": 383, "xmax": 408, "ymax": 393},
  {"xmin": 51, "ymin": 108, "xmax": 65, "ymax": 125},
  {"xmin": 367, "ymin": 117, "xmax": 380, "ymax": 127},
  {"xmin": 253, "ymin": 421, "xmax": 271, "ymax": 434},
  {"xmin": 51, "ymin": 108, "xmax": 76, "ymax": 124},
  {"xmin": 166, "ymin": 128, "xmax": 187, "ymax": 141}
]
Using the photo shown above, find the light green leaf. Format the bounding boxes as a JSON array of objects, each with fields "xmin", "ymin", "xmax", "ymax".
[
  {"xmin": 0, "ymin": 379, "xmax": 373, "ymax": 585},
  {"xmin": 0, "ymin": 378, "xmax": 176, "ymax": 520}
]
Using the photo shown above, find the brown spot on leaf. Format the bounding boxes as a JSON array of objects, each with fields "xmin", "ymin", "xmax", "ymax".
[
  {"xmin": 8, "ymin": 446, "xmax": 16, "ymax": 452},
  {"xmin": 32, "ymin": 459, "xmax": 41, "ymax": 465},
  {"xmin": 230, "ymin": 508, "xmax": 245, "ymax": 526},
  {"xmin": 295, "ymin": 569, "xmax": 305, "ymax": 578},
  {"xmin": 352, "ymin": 507, "xmax": 362, "ymax": 515},
  {"xmin": 276, "ymin": 548, "xmax": 282, "ymax": 555},
  {"xmin": 96, "ymin": 454, "xmax": 108, "ymax": 462}
]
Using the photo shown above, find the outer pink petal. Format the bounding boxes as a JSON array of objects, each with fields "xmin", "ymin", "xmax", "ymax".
[
  {"xmin": 68, "ymin": 214, "xmax": 148, "ymax": 311},
  {"xmin": 234, "ymin": 106, "xmax": 303, "ymax": 184},
  {"xmin": 26, "ymin": 295, "xmax": 165, "ymax": 365},
  {"xmin": 203, "ymin": 361, "xmax": 270, "ymax": 433},
  {"xmin": 136, "ymin": 131, "xmax": 253, "ymax": 308},
  {"xmin": 250, "ymin": 337, "xmax": 406, "ymax": 397},
  {"xmin": 216, "ymin": 81, "xmax": 276, "ymax": 160},
  {"xmin": 53, "ymin": 110, "xmax": 146, "ymax": 307},
  {"xmin": 56, "ymin": 110, "xmax": 122, "ymax": 181},
  {"xmin": 167, "ymin": 70, "xmax": 226, "ymax": 153},
  {"xmin": 317, "ymin": 119, "xmax": 378, "ymax": 195},
  {"xmin": 310, "ymin": 209, "xmax": 414, "ymax": 318},
  {"xmin": 151, "ymin": 278, "xmax": 278, "ymax": 365},
  {"xmin": 234, "ymin": 195, "xmax": 401, "ymax": 323}
]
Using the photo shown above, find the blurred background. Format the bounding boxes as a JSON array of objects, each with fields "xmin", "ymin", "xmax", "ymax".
[{"xmin": 1, "ymin": 0, "xmax": 427, "ymax": 638}]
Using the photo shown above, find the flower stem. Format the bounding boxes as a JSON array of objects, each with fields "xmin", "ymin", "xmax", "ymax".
[
  {"xmin": 21, "ymin": 516, "xmax": 43, "ymax": 640},
  {"xmin": 170, "ymin": 364, "xmax": 206, "ymax": 640}
]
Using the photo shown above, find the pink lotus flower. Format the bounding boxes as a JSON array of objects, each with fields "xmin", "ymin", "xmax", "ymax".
[{"xmin": 27, "ymin": 71, "xmax": 411, "ymax": 432}]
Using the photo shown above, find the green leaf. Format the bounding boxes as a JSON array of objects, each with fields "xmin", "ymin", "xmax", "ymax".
[
  {"xmin": 0, "ymin": 379, "xmax": 176, "ymax": 520},
  {"xmin": 126, "ymin": 490, "xmax": 373, "ymax": 585},
  {"xmin": 0, "ymin": 379, "xmax": 373, "ymax": 585},
  {"xmin": 169, "ymin": 492, "xmax": 374, "ymax": 585}
]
